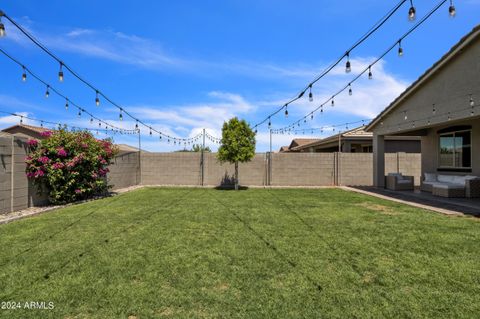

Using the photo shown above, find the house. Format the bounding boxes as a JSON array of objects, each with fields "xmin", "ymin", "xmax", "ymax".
[
  {"xmin": 278, "ymin": 138, "xmax": 320, "ymax": 152},
  {"xmin": 288, "ymin": 126, "xmax": 420, "ymax": 153},
  {"xmin": 366, "ymin": 25, "xmax": 480, "ymax": 189},
  {"xmin": 1, "ymin": 123, "xmax": 50, "ymax": 140}
]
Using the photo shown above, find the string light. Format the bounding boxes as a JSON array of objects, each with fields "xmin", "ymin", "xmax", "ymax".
[
  {"xmin": 348, "ymin": 83, "xmax": 353, "ymax": 96},
  {"xmin": 404, "ymin": 111, "xmax": 408, "ymax": 120},
  {"xmin": 368, "ymin": 66, "xmax": 373, "ymax": 80},
  {"xmin": 45, "ymin": 85, "xmax": 50, "ymax": 98},
  {"xmin": 398, "ymin": 40, "xmax": 404, "ymax": 57},
  {"xmin": 119, "ymin": 109, "xmax": 123, "ymax": 121},
  {"xmin": 345, "ymin": 52, "xmax": 351, "ymax": 73},
  {"xmin": 447, "ymin": 112, "xmax": 451, "ymax": 121},
  {"xmin": 77, "ymin": 109, "xmax": 82, "ymax": 118},
  {"xmin": 448, "ymin": 0, "xmax": 456, "ymax": 17},
  {"xmin": 58, "ymin": 62, "xmax": 64, "ymax": 82},
  {"xmin": 432, "ymin": 103, "xmax": 436, "ymax": 114},
  {"xmin": 268, "ymin": 117, "xmax": 271, "ymax": 129},
  {"xmin": 95, "ymin": 90, "xmax": 100, "ymax": 106},
  {"xmin": 284, "ymin": 105, "xmax": 288, "ymax": 118},
  {"xmin": 408, "ymin": 0, "xmax": 416, "ymax": 21},
  {"xmin": 331, "ymin": 98, "xmax": 335, "ymax": 107},
  {"xmin": 135, "ymin": 121, "xmax": 139, "ymax": 130},
  {"xmin": 90, "ymin": 117, "xmax": 93, "ymax": 124},
  {"xmin": 469, "ymin": 94, "xmax": 475, "ymax": 107},
  {"xmin": 21, "ymin": 66, "xmax": 26, "ymax": 82},
  {"xmin": 0, "ymin": 12, "xmax": 5, "ymax": 37},
  {"xmin": 20, "ymin": 115, "xmax": 23, "ymax": 124},
  {"xmin": 40, "ymin": 120, "xmax": 43, "ymax": 127},
  {"xmin": 308, "ymin": 85, "xmax": 313, "ymax": 102},
  {"xmin": 65, "ymin": 98, "xmax": 69, "ymax": 111}
]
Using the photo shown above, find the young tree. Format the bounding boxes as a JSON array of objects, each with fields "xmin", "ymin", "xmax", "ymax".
[{"xmin": 217, "ymin": 117, "xmax": 256, "ymax": 190}]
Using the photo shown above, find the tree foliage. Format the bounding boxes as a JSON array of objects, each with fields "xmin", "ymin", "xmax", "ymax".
[
  {"xmin": 25, "ymin": 129, "xmax": 118, "ymax": 204},
  {"xmin": 217, "ymin": 117, "xmax": 256, "ymax": 189}
]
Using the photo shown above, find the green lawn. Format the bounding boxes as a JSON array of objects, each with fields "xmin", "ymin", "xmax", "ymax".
[{"xmin": 0, "ymin": 188, "xmax": 479, "ymax": 318}]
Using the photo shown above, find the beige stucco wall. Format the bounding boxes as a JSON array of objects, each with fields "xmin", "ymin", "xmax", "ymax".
[{"xmin": 372, "ymin": 36, "xmax": 480, "ymax": 136}]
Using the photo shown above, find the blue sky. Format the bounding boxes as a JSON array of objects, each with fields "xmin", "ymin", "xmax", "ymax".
[{"xmin": 0, "ymin": 0, "xmax": 479, "ymax": 151}]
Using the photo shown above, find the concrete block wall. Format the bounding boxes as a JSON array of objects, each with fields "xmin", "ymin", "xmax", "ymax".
[
  {"xmin": 271, "ymin": 153, "xmax": 335, "ymax": 186},
  {"xmin": 397, "ymin": 153, "xmax": 422, "ymax": 186},
  {"xmin": 339, "ymin": 153, "xmax": 373, "ymax": 186},
  {"xmin": 203, "ymin": 153, "xmax": 267, "ymax": 186},
  {"xmin": 0, "ymin": 136, "xmax": 12, "ymax": 214},
  {"xmin": 108, "ymin": 151, "xmax": 140, "ymax": 190},
  {"xmin": 140, "ymin": 152, "xmax": 202, "ymax": 185}
]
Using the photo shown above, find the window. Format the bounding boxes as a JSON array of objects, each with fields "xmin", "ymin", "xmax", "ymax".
[{"xmin": 439, "ymin": 130, "xmax": 471, "ymax": 169}]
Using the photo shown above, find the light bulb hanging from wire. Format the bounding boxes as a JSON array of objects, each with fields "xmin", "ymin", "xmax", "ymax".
[
  {"xmin": 58, "ymin": 62, "xmax": 64, "ymax": 82},
  {"xmin": 0, "ymin": 13, "xmax": 6, "ymax": 37},
  {"xmin": 408, "ymin": 0, "xmax": 416, "ymax": 21},
  {"xmin": 404, "ymin": 111, "xmax": 408, "ymax": 120},
  {"xmin": 448, "ymin": 0, "xmax": 456, "ymax": 17},
  {"xmin": 135, "ymin": 120, "xmax": 139, "ymax": 130},
  {"xmin": 469, "ymin": 94, "xmax": 475, "ymax": 107},
  {"xmin": 65, "ymin": 98, "xmax": 69, "ymax": 111},
  {"xmin": 119, "ymin": 109, "xmax": 123, "ymax": 121},
  {"xmin": 268, "ymin": 117, "xmax": 271, "ymax": 129},
  {"xmin": 345, "ymin": 52, "xmax": 351, "ymax": 73},
  {"xmin": 45, "ymin": 85, "xmax": 50, "ymax": 98},
  {"xmin": 331, "ymin": 97, "xmax": 335, "ymax": 107},
  {"xmin": 368, "ymin": 66, "xmax": 373, "ymax": 80},
  {"xmin": 308, "ymin": 85, "xmax": 313, "ymax": 102},
  {"xmin": 21, "ymin": 66, "xmax": 26, "ymax": 82},
  {"xmin": 95, "ymin": 91, "xmax": 100, "ymax": 106},
  {"xmin": 77, "ymin": 109, "xmax": 82, "ymax": 118},
  {"xmin": 284, "ymin": 105, "xmax": 288, "ymax": 118},
  {"xmin": 348, "ymin": 83, "xmax": 352, "ymax": 96},
  {"xmin": 398, "ymin": 40, "xmax": 404, "ymax": 57}
]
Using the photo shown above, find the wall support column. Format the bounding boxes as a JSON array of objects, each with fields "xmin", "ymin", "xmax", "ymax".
[{"xmin": 373, "ymin": 133, "xmax": 385, "ymax": 188}]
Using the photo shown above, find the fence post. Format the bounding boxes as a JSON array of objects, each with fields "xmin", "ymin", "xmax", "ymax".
[{"xmin": 10, "ymin": 135, "xmax": 14, "ymax": 213}]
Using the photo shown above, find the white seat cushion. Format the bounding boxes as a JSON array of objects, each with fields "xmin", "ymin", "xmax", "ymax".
[{"xmin": 437, "ymin": 175, "xmax": 456, "ymax": 183}]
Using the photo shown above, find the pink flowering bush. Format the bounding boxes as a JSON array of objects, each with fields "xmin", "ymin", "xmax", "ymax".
[{"xmin": 25, "ymin": 129, "xmax": 118, "ymax": 204}]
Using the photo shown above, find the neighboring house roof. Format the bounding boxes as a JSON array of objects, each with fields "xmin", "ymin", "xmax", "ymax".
[
  {"xmin": 288, "ymin": 138, "xmax": 320, "ymax": 149},
  {"xmin": 279, "ymin": 146, "xmax": 290, "ymax": 152},
  {"xmin": 291, "ymin": 126, "xmax": 370, "ymax": 151},
  {"xmin": 366, "ymin": 24, "xmax": 480, "ymax": 132},
  {"xmin": 2, "ymin": 123, "xmax": 50, "ymax": 135},
  {"xmin": 117, "ymin": 144, "xmax": 144, "ymax": 153}
]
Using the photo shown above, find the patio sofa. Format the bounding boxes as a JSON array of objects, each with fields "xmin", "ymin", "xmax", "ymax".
[
  {"xmin": 385, "ymin": 173, "xmax": 414, "ymax": 191},
  {"xmin": 421, "ymin": 173, "xmax": 480, "ymax": 198}
]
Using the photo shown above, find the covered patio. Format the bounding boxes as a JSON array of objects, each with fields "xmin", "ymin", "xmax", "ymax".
[{"xmin": 365, "ymin": 25, "xmax": 480, "ymax": 211}]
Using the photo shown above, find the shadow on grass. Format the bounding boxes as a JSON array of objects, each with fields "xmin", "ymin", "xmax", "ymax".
[{"xmin": 214, "ymin": 185, "xmax": 249, "ymax": 191}]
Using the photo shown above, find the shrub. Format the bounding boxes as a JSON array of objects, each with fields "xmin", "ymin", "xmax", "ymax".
[{"xmin": 25, "ymin": 129, "xmax": 118, "ymax": 204}]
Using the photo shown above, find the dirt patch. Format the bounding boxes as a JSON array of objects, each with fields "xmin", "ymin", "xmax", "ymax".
[
  {"xmin": 157, "ymin": 307, "xmax": 174, "ymax": 316},
  {"xmin": 356, "ymin": 202, "xmax": 400, "ymax": 215},
  {"xmin": 214, "ymin": 282, "xmax": 229, "ymax": 291},
  {"xmin": 362, "ymin": 272, "xmax": 376, "ymax": 284}
]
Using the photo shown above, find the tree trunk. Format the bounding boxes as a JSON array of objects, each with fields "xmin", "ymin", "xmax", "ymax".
[{"xmin": 234, "ymin": 161, "xmax": 239, "ymax": 190}]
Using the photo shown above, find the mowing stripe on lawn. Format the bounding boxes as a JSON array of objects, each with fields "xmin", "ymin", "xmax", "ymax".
[
  {"xmin": 0, "ymin": 188, "xmax": 198, "ymax": 301},
  {"xmin": 206, "ymin": 189, "xmax": 323, "ymax": 293},
  {"xmin": 0, "ymin": 194, "xmax": 126, "ymax": 269},
  {"xmin": 264, "ymin": 189, "xmax": 373, "ymax": 279}
]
